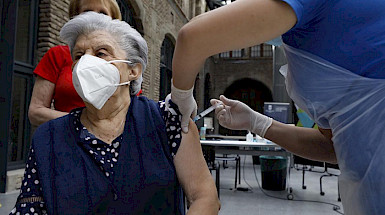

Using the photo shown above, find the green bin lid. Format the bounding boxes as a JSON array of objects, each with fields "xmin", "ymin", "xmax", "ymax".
[
  {"xmin": 259, "ymin": 155, "xmax": 286, "ymax": 160},
  {"xmin": 259, "ymin": 155, "xmax": 287, "ymax": 171}
]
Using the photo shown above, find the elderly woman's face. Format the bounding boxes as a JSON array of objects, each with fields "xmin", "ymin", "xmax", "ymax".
[
  {"xmin": 79, "ymin": 0, "xmax": 112, "ymax": 17},
  {"xmin": 72, "ymin": 30, "xmax": 130, "ymax": 82}
]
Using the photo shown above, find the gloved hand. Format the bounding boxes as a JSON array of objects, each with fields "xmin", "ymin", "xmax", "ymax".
[
  {"xmin": 170, "ymin": 81, "xmax": 197, "ymax": 133},
  {"xmin": 210, "ymin": 95, "xmax": 273, "ymax": 137}
]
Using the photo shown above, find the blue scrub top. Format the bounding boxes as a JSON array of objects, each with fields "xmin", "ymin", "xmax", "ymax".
[{"xmin": 280, "ymin": 0, "xmax": 385, "ymax": 78}]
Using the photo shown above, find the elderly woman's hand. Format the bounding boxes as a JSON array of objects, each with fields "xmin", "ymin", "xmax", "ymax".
[{"xmin": 170, "ymin": 81, "xmax": 197, "ymax": 133}]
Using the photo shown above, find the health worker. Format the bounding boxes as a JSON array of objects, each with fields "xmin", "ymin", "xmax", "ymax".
[{"xmin": 170, "ymin": 0, "xmax": 385, "ymax": 214}]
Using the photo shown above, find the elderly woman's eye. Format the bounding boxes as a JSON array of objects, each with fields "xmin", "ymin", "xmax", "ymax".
[{"xmin": 96, "ymin": 52, "xmax": 107, "ymax": 57}]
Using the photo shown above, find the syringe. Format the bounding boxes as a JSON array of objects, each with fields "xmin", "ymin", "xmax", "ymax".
[{"xmin": 193, "ymin": 103, "xmax": 220, "ymax": 122}]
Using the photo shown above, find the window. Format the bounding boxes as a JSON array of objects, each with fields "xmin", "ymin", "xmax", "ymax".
[
  {"xmin": 8, "ymin": 0, "xmax": 37, "ymax": 169},
  {"xmin": 232, "ymin": 49, "xmax": 243, "ymax": 58},
  {"xmin": 250, "ymin": 45, "xmax": 261, "ymax": 57},
  {"xmin": 8, "ymin": 75, "xmax": 32, "ymax": 166},
  {"xmin": 15, "ymin": 0, "xmax": 34, "ymax": 64},
  {"xmin": 218, "ymin": 44, "xmax": 272, "ymax": 59},
  {"xmin": 159, "ymin": 37, "xmax": 175, "ymax": 100},
  {"xmin": 117, "ymin": 0, "xmax": 138, "ymax": 29},
  {"xmin": 219, "ymin": 51, "xmax": 230, "ymax": 58},
  {"xmin": 219, "ymin": 49, "xmax": 244, "ymax": 58},
  {"xmin": 262, "ymin": 44, "xmax": 273, "ymax": 57},
  {"xmin": 250, "ymin": 44, "xmax": 273, "ymax": 58}
]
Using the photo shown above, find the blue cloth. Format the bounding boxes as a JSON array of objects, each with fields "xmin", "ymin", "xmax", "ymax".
[
  {"xmin": 19, "ymin": 96, "xmax": 184, "ymax": 215},
  {"xmin": 280, "ymin": 0, "xmax": 385, "ymax": 78}
]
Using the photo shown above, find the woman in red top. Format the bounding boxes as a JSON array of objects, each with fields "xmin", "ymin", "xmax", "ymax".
[{"xmin": 28, "ymin": 0, "xmax": 122, "ymax": 126}]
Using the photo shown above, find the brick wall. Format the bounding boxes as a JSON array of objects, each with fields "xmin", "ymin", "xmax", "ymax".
[{"xmin": 37, "ymin": 0, "xmax": 69, "ymax": 62}]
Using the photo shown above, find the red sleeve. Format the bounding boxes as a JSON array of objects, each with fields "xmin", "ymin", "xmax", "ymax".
[{"xmin": 34, "ymin": 45, "xmax": 72, "ymax": 84}]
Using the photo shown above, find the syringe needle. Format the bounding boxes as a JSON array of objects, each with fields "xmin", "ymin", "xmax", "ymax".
[{"xmin": 193, "ymin": 103, "xmax": 220, "ymax": 122}]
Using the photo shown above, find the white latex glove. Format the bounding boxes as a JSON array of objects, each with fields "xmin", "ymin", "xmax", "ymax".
[
  {"xmin": 210, "ymin": 95, "xmax": 273, "ymax": 137},
  {"xmin": 170, "ymin": 81, "xmax": 197, "ymax": 133}
]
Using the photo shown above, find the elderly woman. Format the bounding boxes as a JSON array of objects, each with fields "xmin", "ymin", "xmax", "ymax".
[{"xmin": 10, "ymin": 12, "xmax": 220, "ymax": 215}]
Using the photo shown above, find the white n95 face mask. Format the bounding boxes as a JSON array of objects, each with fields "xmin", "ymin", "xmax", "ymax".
[{"xmin": 73, "ymin": 54, "xmax": 131, "ymax": 109}]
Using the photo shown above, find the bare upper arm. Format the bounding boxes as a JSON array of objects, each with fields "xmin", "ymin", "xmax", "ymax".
[
  {"xmin": 173, "ymin": 119, "xmax": 217, "ymax": 201},
  {"xmin": 318, "ymin": 128, "xmax": 333, "ymax": 144},
  {"xmin": 28, "ymin": 76, "xmax": 69, "ymax": 126},
  {"xmin": 29, "ymin": 76, "xmax": 56, "ymax": 109},
  {"xmin": 179, "ymin": 0, "xmax": 297, "ymax": 59},
  {"xmin": 173, "ymin": 0, "xmax": 297, "ymax": 89}
]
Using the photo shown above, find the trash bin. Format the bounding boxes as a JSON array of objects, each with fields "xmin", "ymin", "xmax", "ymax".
[{"xmin": 259, "ymin": 155, "xmax": 287, "ymax": 191}]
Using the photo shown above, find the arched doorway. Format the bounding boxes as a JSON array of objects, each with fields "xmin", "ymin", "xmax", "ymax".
[
  {"xmin": 117, "ymin": 0, "xmax": 143, "ymax": 35},
  {"xmin": 204, "ymin": 73, "xmax": 212, "ymax": 109},
  {"xmin": 159, "ymin": 36, "xmax": 175, "ymax": 100},
  {"xmin": 219, "ymin": 78, "xmax": 273, "ymax": 136}
]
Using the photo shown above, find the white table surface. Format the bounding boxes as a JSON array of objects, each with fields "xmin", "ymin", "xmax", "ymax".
[{"xmin": 200, "ymin": 140, "xmax": 278, "ymax": 148}]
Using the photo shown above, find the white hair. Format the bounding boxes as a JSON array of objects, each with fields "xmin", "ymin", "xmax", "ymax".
[{"xmin": 60, "ymin": 12, "xmax": 148, "ymax": 95}]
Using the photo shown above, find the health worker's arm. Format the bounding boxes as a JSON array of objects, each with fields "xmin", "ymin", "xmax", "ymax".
[
  {"xmin": 211, "ymin": 96, "xmax": 337, "ymax": 164},
  {"xmin": 172, "ymin": 0, "xmax": 297, "ymax": 90},
  {"xmin": 265, "ymin": 122, "xmax": 337, "ymax": 164},
  {"xmin": 28, "ymin": 76, "xmax": 67, "ymax": 126},
  {"xmin": 174, "ymin": 119, "xmax": 220, "ymax": 214}
]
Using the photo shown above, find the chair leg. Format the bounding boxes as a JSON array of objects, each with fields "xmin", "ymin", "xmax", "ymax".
[
  {"xmin": 320, "ymin": 175, "xmax": 325, "ymax": 195},
  {"xmin": 320, "ymin": 174, "xmax": 333, "ymax": 196},
  {"xmin": 337, "ymin": 180, "xmax": 341, "ymax": 202},
  {"xmin": 237, "ymin": 156, "xmax": 241, "ymax": 185},
  {"xmin": 234, "ymin": 160, "xmax": 238, "ymax": 189},
  {"xmin": 223, "ymin": 155, "xmax": 228, "ymax": 169},
  {"xmin": 302, "ymin": 167, "xmax": 307, "ymax": 189},
  {"xmin": 216, "ymin": 166, "xmax": 220, "ymax": 198}
]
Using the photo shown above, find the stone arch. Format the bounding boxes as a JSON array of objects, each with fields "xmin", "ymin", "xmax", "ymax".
[{"xmin": 163, "ymin": 33, "xmax": 176, "ymax": 45}]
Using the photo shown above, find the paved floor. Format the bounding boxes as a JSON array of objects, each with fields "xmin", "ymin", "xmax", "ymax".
[
  {"xmin": 0, "ymin": 190, "xmax": 18, "ymax": 214},
  {"xmin": 0, "ymin": 155, "xmax": 343, "ymax": 215},
  {"xmin": 217, "ymin": 155, "xmax": 343, "ymax": 215}
]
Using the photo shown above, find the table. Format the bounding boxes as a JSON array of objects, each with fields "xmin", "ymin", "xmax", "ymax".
[
  {"xmin": 201, "ymin": 140, "xmax": 291, "ymax": 157},
  {"xmin": 201, "ymin": 139, "xmax": 294, "ymax": 199}
]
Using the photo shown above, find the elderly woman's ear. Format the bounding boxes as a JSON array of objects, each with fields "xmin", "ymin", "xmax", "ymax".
[{"xmin": 128, "ymin": 63, "xmax": 143, "ymax": 81}]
